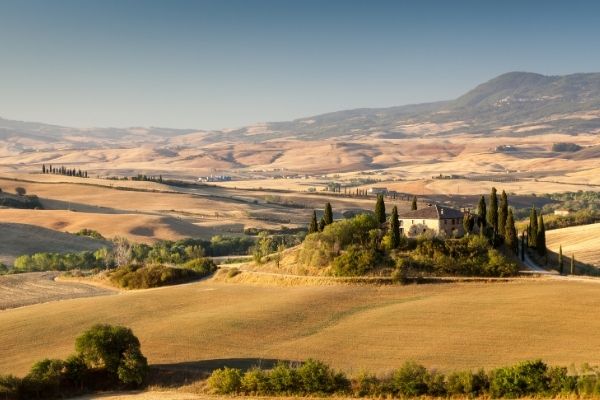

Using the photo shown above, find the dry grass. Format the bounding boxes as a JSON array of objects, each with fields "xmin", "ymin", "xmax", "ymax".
[
  {"xmin": 546, "ymin": 223, "xmax": 600, "ymax": 267},
  {"xmin": 0, "ymin": 272, "xmax": 115, "ymax": 310},
  {"xmin": 0, "ymin": 222, "xmax": 106, "ymax": 265},
  {"xmin": 2, "ymin": 278, "xmax": 600, "ymax": 378}
]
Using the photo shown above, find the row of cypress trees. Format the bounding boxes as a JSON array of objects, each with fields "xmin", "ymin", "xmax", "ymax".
[{"xmin": 470, "ymin": 188, "xmax": 519, "ymax": 254}]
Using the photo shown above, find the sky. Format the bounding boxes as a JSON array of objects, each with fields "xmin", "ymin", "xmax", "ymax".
[{"xmin": 1, "ymin": 0, "xmax": 600, "ymax": 130}]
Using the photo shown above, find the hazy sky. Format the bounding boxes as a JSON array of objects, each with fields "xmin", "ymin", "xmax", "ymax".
[{"xmin": 1, "ymin": 0, "xmax": 599, "ymax": 130}]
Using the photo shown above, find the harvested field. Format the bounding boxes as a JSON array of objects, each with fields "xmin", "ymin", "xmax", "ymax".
[
  {"xmin": 0, "ymin": 272, "xmax": 114, "ymax": 310},
  {"xmin": 546, "ymin": 223, "xmax": 600, "ymax": 267},
  {"xmin": 3, "ymin": 278, "xmax": 600, "ymax": 377}
]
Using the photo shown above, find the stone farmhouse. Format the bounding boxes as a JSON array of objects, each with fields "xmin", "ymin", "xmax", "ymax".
[{"xmin": 399, "ymin": 204, "xmax": 465, "ymax": 237}]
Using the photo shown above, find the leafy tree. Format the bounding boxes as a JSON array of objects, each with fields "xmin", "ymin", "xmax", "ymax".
[
  {"xmin": 374, "ymin": 194, "xmax": 386, "ymax": 224},
  {"xmin": 558, "ymin": 245, "xmax": 564, "ymax": 274},
  {"xmin": 390, "ymin": 206, "xmax": 400, "ymax": 248},
  {"xmin": 411, "ymin": 196, "xmax": 418, "ymax": 210},
  {"xmin": 323, "ymin": 202, "xmax": 333, "ymax": 225},
  {"xmin": 487, "ymin": 187, "xmax": 498, "ymax": 234},
  {"xmin": 505, "ymin": 209, "xmax": 518, "ymax": 254},
  {"xmin": 498, "ymin": 190, "xmax": 508, "ymax": 237},
  {"xmin": 253, "ymin": 232, "xmax": 273, "ymax": 264},
  {"xmin": 536, "ymin": 214, "xmax": 546, "ymax": 256},
  {"xmin": 529, "ymin": 206, "xmax": 538, "ymax": 247},
  {"xmin": 308, "ymin": 211, "xmax": 318, "ymax": 234},
  {"xmin": 75, "ymin": 324, "xmax": 148, "ymax": 386},
  {"xmin": 477, "ymin": 195, "xmax": 487, "ymax": 230}
]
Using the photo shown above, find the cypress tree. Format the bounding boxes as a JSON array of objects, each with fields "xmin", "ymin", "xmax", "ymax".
[
  {"xmin": 411, "ymin": 196, "xmax": 418, "ymax": 211},
  {"xmin": 529, "ymin": 206, "xmax": 538, "ymax": 247},
  {"xmin": 558, "ymin": 245, "xmax": 564, "ymax": 274},
  {"xmin": 505, "ymin": 209, "xmax": 518, "ymax": 254},
  {"xmin": 323, "ymin": 202, "xmax": 333, "ymax": 225},
  {"xmin": 375, "ymin": 194, "xmax": 386, "ymax": 224},
  {"xmin": 42, "ymin": 164, "xmax": 46, "ymax": 174},
  {"xmin": 498, "ymin": 190, "xmax": 508, "ymax": 237},
  {"xmin": 536, "ymin": 214, "xmax": 546, "ymax": 256},
  {"xmin": 571, "ymin": 254, "xmax": 575, "ymax": 275},
  {"xmin": 318, "ymin": 217, "xmax": 326, "ymax": 232},
  {"xmin": 477, "ymin": 195, "xmax": 487, "ymax": 230},
  {"xmin": 520, "ymin": 232, "xmax": 525, "ymax": 261},
  {"xmin": 390, "ymin": 206, "xmax": 400, "ymax": 248},
  {"xmin": 487, "ymin": 187, "xmax": 498, "ymax": 235},
  {"xmin": 308, "ymin": 211, "xmax": 318, "ymax": 234},
  {"xmin": 463, "ymin": 213, "xmax": 474, "ymax": 235}
]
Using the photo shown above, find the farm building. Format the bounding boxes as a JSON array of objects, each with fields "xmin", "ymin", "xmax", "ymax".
[{"xmin": 399, "ymin": 204, "xmax": 465, "ymax": 237}]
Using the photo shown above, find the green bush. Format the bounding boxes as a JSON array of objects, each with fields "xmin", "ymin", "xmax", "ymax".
[
  {"xmin": 489, "ymin": 359, "xmax": 549, "ymax": 398},
  {"xmin": 0, "ymin": 374, "xmax": 21, "ymax": 400},
  {"xmin": 331, "ymin": 245, "xmax": 379, "ymax": 276},
  {"xmin": 240, "ymin": 367, "xmax": 271, "ymax": 394},
  {"xmin": 446, "ymin": 369, "xmax": 489, "ymax": 397},
  {"xmin": 268, "ymin": 362, "xmax": 300, "ymax": 394},
  {"xmin": 391, "ymin": 361, "xmax": 430, "ymax": 396},
  {"xmin": 109, "ymin": 264, "xmax": 201, "ymax": 289},
  {"xmin": 207, "ymin": 367, "xmax": 242, "ymax": 394},
  {"xmin": 297, "ymin": 358, "xmax": 348, "ymax": 394},
  {"xmin": 182, "ymin": 257, "xmax": 217, "ymax": 276}
]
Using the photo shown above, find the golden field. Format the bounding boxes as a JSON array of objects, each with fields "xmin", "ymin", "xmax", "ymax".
[
  {"xmin": 2, "ymin": 277, "xmax": 600, "ymax": 378},
  {"xmin": 546, "ymin": 223, "xmax": 600, "ymax": 267}
]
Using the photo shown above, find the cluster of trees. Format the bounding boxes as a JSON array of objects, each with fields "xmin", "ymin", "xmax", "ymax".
[
  {"xmin": 300, "ymin": 194, "xmax": 517, "ymax": 278},
  {"xmin": 0, "ymin": 324, "xmax": 147, "ymax": 400},
  {"xmin": 552, "ymin": 142, "xmax": 582, "ymax": 152},
  {"xmin": 464, "ymin": 188, "xmax": 519, "ymax": 254},
  {"xmin": 41, "ymin": 164, "xmax": 88, "ymax": 178},
  {"xmin": 130, "ymin": 174, "xmax": 163, "ymax": 183},
  {"xmin": 525, "ymin": 205, "xmax": 547, "ymax": 258},
  {"xmin": 308, "ymin": 202, "xmax": 334, "ymax": 233},
  {"xmin": 208, "ymin": 359, "xmax": 591, "ymax": 399},
  {"xmin": 110, "ymin": 259, "xmax": 216, "ymax": 289}
]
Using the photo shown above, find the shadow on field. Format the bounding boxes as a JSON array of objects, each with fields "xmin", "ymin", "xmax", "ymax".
[{"xmin": 149, "ymin": 358, "xmax": 298, "ymax": 387}]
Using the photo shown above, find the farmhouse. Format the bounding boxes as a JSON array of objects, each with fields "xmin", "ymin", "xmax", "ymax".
[{"xmin": 399, "ymin": 204, "xmax": 465, "ymax": 237}]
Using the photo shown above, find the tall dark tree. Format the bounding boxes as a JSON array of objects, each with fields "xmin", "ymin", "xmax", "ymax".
[
  {"xmin": 323, "ymin": 202, "xmax": 333, "ymax": 225},
  {"xmin": 308, "ymin": 211, "xmax": 318, "ymax": 234},
  {"xmin": 318, "ymin": 217, "xmax": 326, "ymax": 232},
  {"xmin": 390, "ymin": 206, "xmax": 401, "ymax": 249},
  {"xmin": 375, "ymin": 194, "xmax": 386, "ymax": 224},
  {"xmin": 42, "ymin": 164, "xmax": 46, "ymax": 174},
  {"xmin": 477, "ymin": 195, "xmax": 487, "ymax": 230},
  {"xmin": 411, "ymin": 196, "xmax": 418, "ymax": 211},
  {"xmin": 487, "ymin": 187, "xmax": 498, "ymax": 235},
  {"xmin": 536, "ymin": 214, "xmax": 546, "ymax": 256},
  {"xmin": 558, "ymin": 245, "xmax": 564, "ymax": 274},
  {"xmin": 571, "ymin": 254, "xmax": 575, "ymax": 275},
  {"xmin": 520, "ymin": 232, "xmax": 525, "ymax": 261},
  {"xmin": 528, "ymin": 206, "xmax": 538, "ymax": 247},
  {"xmin": 498, "ymin": 190, "xmax": 508, "ymax": 237},
  {"xmin": 505, "ymin": 209, "xmax": 518, "ymax": 254},
  {"xmin": 463, "ymin": 213, "xmax": 474, "ymax": 235}
]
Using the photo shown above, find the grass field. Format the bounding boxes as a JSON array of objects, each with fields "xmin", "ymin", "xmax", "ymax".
[
  {"xmin": 0, "ymin": 272, "xmax": 115, "ymax": 310},
  {"xmin": 546, "ymin": 223, "xmax": 600, "ymax": 267},
  {"xmin": 2, "ymin": 277, "xmax": 600, "ymax": 378}
]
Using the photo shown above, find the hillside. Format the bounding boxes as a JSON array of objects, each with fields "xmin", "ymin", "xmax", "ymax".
[
  {"xmin": 3, "ymin": 279, "xmax": 600, "ymax": 377},
  {"xmin": 546, "ymin": 223, "xmax": 600, "ymax": 267}
]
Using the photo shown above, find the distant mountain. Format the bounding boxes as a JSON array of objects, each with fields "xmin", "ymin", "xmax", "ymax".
[{"xmin": 2, "ymin": 72, "xmax": 600, "ymax": 147}]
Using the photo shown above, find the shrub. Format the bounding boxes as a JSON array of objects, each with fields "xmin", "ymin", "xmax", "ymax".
[
  {"xmin": 331, "ymin": 245, "xmax": 378, "ymax": 276},
  {"xmin": 109, "ymin": 264, "xmax": 200, "ymax": 289},
  {"xmin": 241, "ymin": 367, "xmax": 271, "ymax": 394},
  {"xmin": 391, "ymin": 361, "xmax": 430, "ymax": 396},
  {"xmin": 489, "ymin": 359, "xmax": 549, "ymax": 398},
  {"xmin": 297, "ymin": 358, "xmax": 348, "ymax": 394},
  {"xmin": 22, "ymin": 359, "xmax": 65, "ymax": 398},
  {"xmin": 446, "ymin": 369, "xmax": 489, "ymax": 397},
  {"xmin": 0, "ymin": 374, "xmax": 21, "ymax": 400},
  {"xmin": 75, "ymin": 324, "xmax": 147, "ymax": 386},
  {"xmin": 75, "ymin": 229, "xmax": 105, "ymax": 240},
  {"xmin": 207, "ymin": 367, "xmax": 242, "ymax": 394},
  {"xmin": 182, "ymin": 257, "xmax": 217, "ymax": 276}
]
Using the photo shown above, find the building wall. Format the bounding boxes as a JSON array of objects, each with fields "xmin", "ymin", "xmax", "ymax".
[{"xmin": 400, "ymin": 217, "xmax": 464, "ymax": 237}]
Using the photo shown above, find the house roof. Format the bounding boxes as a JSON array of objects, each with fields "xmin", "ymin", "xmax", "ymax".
[{"xmin": 399, "ymin": 204, "xmax": 464, "ymax": 220}]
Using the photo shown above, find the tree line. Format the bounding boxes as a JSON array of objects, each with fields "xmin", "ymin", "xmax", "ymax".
[
  {"xmin": 208, "ymin": 358, "xmax": 598, "ymax": 399},
  {"xmin": 41, "ymin": 164, "xmax": 88, "ymax": 178}
]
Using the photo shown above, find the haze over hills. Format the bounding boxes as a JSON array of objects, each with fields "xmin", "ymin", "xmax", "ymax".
[{"xmin": 1, "ymin": 71, "xmax": 600, "ymax": 177}]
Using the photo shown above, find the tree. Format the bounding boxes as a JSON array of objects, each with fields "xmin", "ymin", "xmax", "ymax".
[
  {"xmin": 558, "ymin": 245, "xmax": 564, "ymax": 274},
  {"xmin": 318, "ymin": 217, "xmax": 326, "ymax": 232},
  {"xmin": 42, "ymin": 164, "xmax": 46, "ymax": 174},
  {"xmin": 323, "ymin": 202, "xmax": 333, "ymax": 225},
  {"xmin": 308, "ymin": 211, "xmax": 318, "ymax": 234},
  {"xmin": 520, "ymin": 232, "xmax": 525, "ymax": 261},
  {"xmin": 390, "ymin": 206, "xmax": 401, "ymax": 249},
  {"xmin": 498, "ymin": 190, "xmax": 508, "ymax": 237},
  {"xmin": 411, "ymin": 196, "xmax": 418, "ymax": 211},
  {"xmin": 505, "ymin": 209, "xmax": 518, "ymax": 254},
  {"xmin": 487, "ymin": 187, "xmax": 498, "ymax": 235},
  {"xmin": 375, "ymin": 194, "xmax": 386, "ymax": 224},
  {"xmin": 529, "ymin": 206, "xmax": 538, "ymax": 248},
  {"xmin": 15, "ymin": 187, "xmax": 26, "ymax": 196},
  {"xmin": 536, "ymin": 214, "xmax": 546, "ymax": 257},
  {"xmin": 463, "ymin": 213, "xmax": 474, "ymax": 235},
  {"xmin": 477, "ymin": 195, "xmax": 487, "ymax": 230},
  {"xmin": 75, "ymin": 324, "xmax": 148, "ymax": 386},
  {"xmin": 253, "ymin": 232, "xmax": 273, "ymax": 264},
  {"xmin": 571, "ymin": 254, "xmax": 575, "ymax": 275}
]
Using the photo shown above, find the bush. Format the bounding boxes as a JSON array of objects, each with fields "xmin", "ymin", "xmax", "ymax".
[
  {"xmin": 268, "ymin": 362, "xmax": 300, "ymax": 394},
  {"xmin": 109, "ymin": 264, "xmax": 201, "ymax": 289},
  {"xmin": 489, "ymin": 360, "xmax": 549, "ymax": 398},
  {"xmin": 241, "ymin": 367, "xmax": 271, "ymax": 394},
  {"xmin": 75, "ymin": 229, "xmax": 105, "ymax": 240},
  {"xmin": 182, "ymin": 257, "xmax": 217, "ymax": 276},
  {"xmin": 0, "ymin": 374, "xmax": 21, "ymax": 400},
  {"xmin": 297, "ymin": 359, "xmax": 348, "ymax": 394},
  {"xmin": 446, "ymin": 369, "xmax": 489, "ymax": 397},
  {"xmin": 391, "ymin": 361, "xmax": 430, "ymax": 396},
  {"xmin": 75, "ymin": 324, "xmax": 147, "ymax": 386},
  {"xmin": 207, "ymin": 367, "xmax": 242, "ymax": 394},
  {"xmin": 331, "ymin": 245, "xmax": 379, "ymax": 276}
]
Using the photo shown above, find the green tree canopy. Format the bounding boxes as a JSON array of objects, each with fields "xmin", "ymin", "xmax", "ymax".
[
  {"xmin": 375, "ymin": 194, "xmax": 386, "ymax": 224},
  {"xmin": 323, "ymin": 202, "xmax": 333, "ymax": 225},
  {"xmin": 390, "ymin": 206, "xmax": 401, "ymax": 249},
  {"xmin": 487, "ymin": 187, "xmax": 498, "ymax": 234},
  {"xmin": 477, "ymin": 196, "xmax": 487, "ymax": 229},
  {"xmin": 505, "ymin": 209, "xmax": 518, "ymax": 254},
  {"xmin": 498, "ymin": 190, "xmax": 508, "ymax": 237}
]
